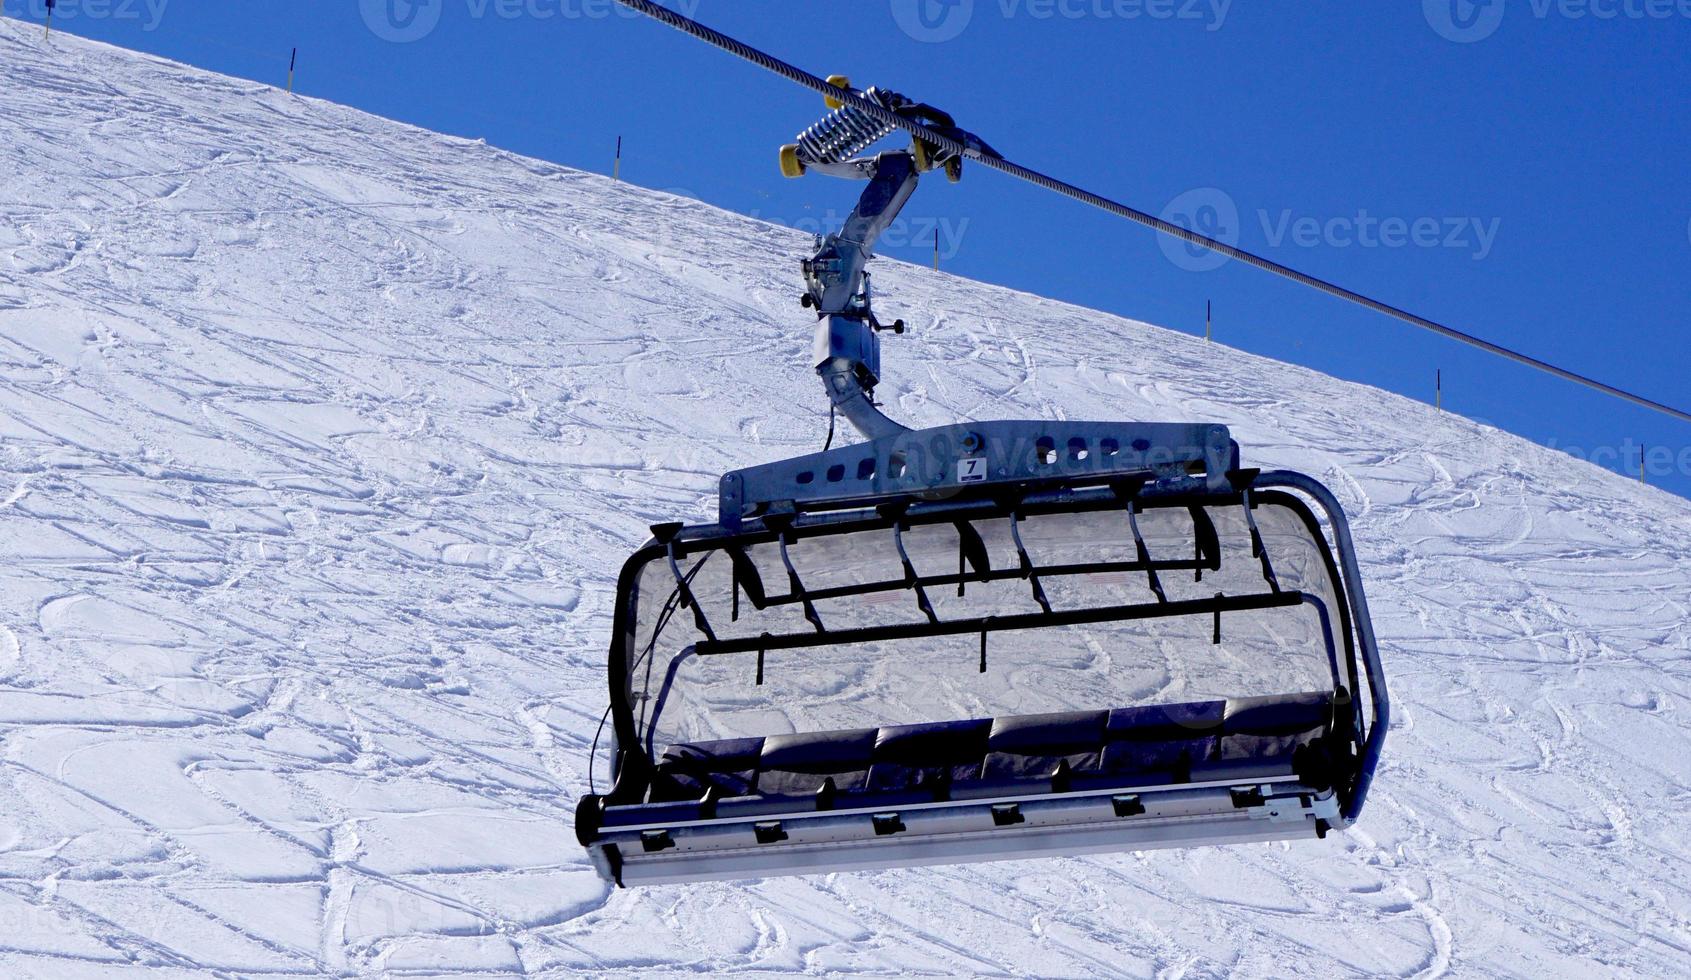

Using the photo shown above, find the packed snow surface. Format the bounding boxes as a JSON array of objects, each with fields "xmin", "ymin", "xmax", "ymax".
[{"xmin": 3, "ymin": 18, "xmax": 1690, "ymax": 978}]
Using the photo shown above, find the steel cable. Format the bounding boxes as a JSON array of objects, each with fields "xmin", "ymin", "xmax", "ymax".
[{"xmin": 612, "ymin": 0, "xmax": 1691, "ymax": 424}]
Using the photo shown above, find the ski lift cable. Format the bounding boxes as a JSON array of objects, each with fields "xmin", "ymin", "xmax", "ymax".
[{"xmin": 611, "ymin": 0, "xmax": 1691, "ymax": 426}]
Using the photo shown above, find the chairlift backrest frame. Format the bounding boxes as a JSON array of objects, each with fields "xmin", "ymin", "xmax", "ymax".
[{"xmin": 578, "ymin": 465, "xmax": 1387, "ymax": 886}]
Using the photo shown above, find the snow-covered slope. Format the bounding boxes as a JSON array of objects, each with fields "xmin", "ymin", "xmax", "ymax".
[{"xmin": 3, "ymin": 19, "xmax": 1689, "ymax": 978}]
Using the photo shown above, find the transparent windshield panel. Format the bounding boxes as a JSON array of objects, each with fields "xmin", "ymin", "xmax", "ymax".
[{"xmin": 624, "ymin": 499, "xmax": 1352, "ymax": 757}]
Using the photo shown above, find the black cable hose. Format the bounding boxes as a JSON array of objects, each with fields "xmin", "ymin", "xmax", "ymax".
[
  {"xmin": 612, "ymin": 0, "xmax": 1691, "ymax": 425},
  {"xmin": 590, "ymin": 573, "xmax": 682, "ymax": 795},
  {"xmin": 585, "ymin": 703, "xmax": 612, "ymax": 796}
]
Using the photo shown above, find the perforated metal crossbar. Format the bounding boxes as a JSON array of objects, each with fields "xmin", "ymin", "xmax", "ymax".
[
  {"xmin": 612, "ymin": 0, "xmax": 1691, "ymax": 425},
  {"xmin": 720, "ymin": 420, "xmax": 1237, "ymax": 529}
]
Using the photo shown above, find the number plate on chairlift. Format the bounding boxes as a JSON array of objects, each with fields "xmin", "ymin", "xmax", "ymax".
[{"xmin": 957, "ymin": 456, "xmax": 988, "ymax": 483}]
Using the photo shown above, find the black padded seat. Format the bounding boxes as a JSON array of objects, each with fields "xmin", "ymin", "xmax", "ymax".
[
  {"xmin": 758, "ymin": 728, "xmax": 878, "ymax": 795},
  {"xmin": 651, "ymin": 736, "xmax": 766, "ymax": 802},
  {"xmin": 1106, "ymin": 699, "xmax": 1225, "ymax": 740},
  {"xmin": 982, "ymin": 710, "xmax": 1108, "ymax": 780},
  {"xmin": 868, "ymin": 719, "xmax": 992, "ymax": 791},
  {"xmin": 1101, "ymin": 699, "xmax": 1224, "ymax": 777},
  {"xmin": 1225, "ymin": 692, "xmax": 1332, "ymax": 733},
  {"xmin": 1217, "ymin": 691, "xmax": 1332, "ymax": 763},
  {"xmin": 645, "ymin": 693, "xmax": 1337, "ymax": 805}
]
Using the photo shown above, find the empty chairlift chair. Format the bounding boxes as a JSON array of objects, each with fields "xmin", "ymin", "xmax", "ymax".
[
  {"xmin": 573, "ymin": 76, "xmax": 1387, "ymax": 885},
  {"xmin": 575, "ymin": 451, "xmax": 1388, "ymax": 885}
]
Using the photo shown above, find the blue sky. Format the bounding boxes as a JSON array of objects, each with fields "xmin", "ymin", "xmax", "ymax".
[{"xmin": 13, "ymin": 0, "xmax": 1691, "ymax": 497}]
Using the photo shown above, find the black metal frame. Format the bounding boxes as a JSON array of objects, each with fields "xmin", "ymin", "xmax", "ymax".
[{"xmin": 600, "ymin": 471, "xmax": 1387, "ymax": 823}]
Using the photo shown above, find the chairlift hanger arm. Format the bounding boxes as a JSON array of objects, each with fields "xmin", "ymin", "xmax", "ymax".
[
  {"xmin": 791, "ymin": 89, "xmax": 981, "ymax": 441},
  {"xmin": 611, "ymin": 0, "xmax": 1691, "ymax": 425},
  {"xmin": 803, "ymin": 147, "xmax": 918, "ymax": 442}
]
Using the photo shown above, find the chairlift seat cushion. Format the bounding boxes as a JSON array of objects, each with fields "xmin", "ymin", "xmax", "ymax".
[
  {"xmin": 1223, "ymin": 692, "xmax": 1332, "ymax": 736},
  {"xmin": 986, "ymin": 710, "xmax": 1108, "ymax": 753},
  {"xmin": 653, "ymin": 736, "xmax": 766, "ymax": 801},
  {"xmin": 1097, "ymin": 699, "xmax": 1225, "ymax": 777},
  {"xmin": 1216, "ymin": 692, "xmax": 1332, "ymax": 763},
  {"xmin": 874, "ymin": 718, "xmax": 993, "ymax": 761},
  {"xmin": 868, "ymin": 719, "xmax": 992, "ymax": 790},
  {"xmin": 648, "ymin": 692, "xmax": 1338, "ymax": 804},
  {"xmin": 1106, "ymin": 700, "xmax": 1225, "ymax": 740},
  {"xmin": 1100, "ymin": 736, "xmax": 1216, "ymax": 776},
  {"xmin": 982, "ymin": 710, "xmax": 1108, "ymax": 779},
  {"xmin": 757, "ymin": 728, "xmax": 878, "ymax": 794},
  {"xmin": 761, "ymin": 729, "xmax": 879, "ymax": 770}
]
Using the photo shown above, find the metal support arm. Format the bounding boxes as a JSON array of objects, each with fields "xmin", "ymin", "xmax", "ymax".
[
  {"xmin": 804, "ymin": 152, "xmax": 919, "ymax": 318},
  {"xmin": 805, "ymin": 151, "xmax": 922, "ymax": 441}
]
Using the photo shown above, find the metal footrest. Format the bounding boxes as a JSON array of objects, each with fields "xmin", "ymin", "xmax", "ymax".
[{"xmin": 584, "ymin": 780, "xmax": 1342, "ymax": 886}]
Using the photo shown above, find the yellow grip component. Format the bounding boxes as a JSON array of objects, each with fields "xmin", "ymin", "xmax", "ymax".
[
  {"xmin": 911, "ymin": 138, "xmax": 934, "ymax": 173},
  {"xmin": 779, "ymin": 143, "xmax": 807, "ymax": 179},
  {"xmin": 824, "ymin": 75, "xmax": 851, "ymax": 110}
]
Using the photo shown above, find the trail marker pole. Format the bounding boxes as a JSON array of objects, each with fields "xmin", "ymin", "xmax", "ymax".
[
  {"xmin": 613, "ymin": 137, "xmax": 622, "ymax": 181},
  {"xmin": 1205, "ymin": 300, "xmax": 1212, "ymax": 342},
  {"xmin": 44, "ymin": 0, "xmax": 55, "ymax": 39},
  {"xmin": 287, "ymin": 47, "xmax": 297, "ymax": 93},
  {"xmin": 1436, "ymin": 369, "xmax": 1443, "ymax": 412},
  {"xmin": 1640, "ymin": 442, "xmax": 1647, "ymax": 484},
  {"xmin": 933, "ymin": 229, "xmax": 939, "ymax": 271}
]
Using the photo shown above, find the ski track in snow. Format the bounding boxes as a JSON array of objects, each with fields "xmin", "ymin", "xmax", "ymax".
[{"xmin": 2, "ymin": 18, "xmax": 1690, "ymax": 979}]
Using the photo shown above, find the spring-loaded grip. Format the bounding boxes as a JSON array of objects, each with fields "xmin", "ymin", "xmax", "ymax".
[{"xmin": 797, "ymin": 102, "xmax": 896, "ymax": 167}]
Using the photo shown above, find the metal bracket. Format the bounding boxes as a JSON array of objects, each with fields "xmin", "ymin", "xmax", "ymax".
[
  {"xmin": 720, "ymin": 420, "xmax": 1237, "ymax": 529},
  {"xmin": 1233, "ymin": 787, "xmax": 1341, "ymax": 825}
]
